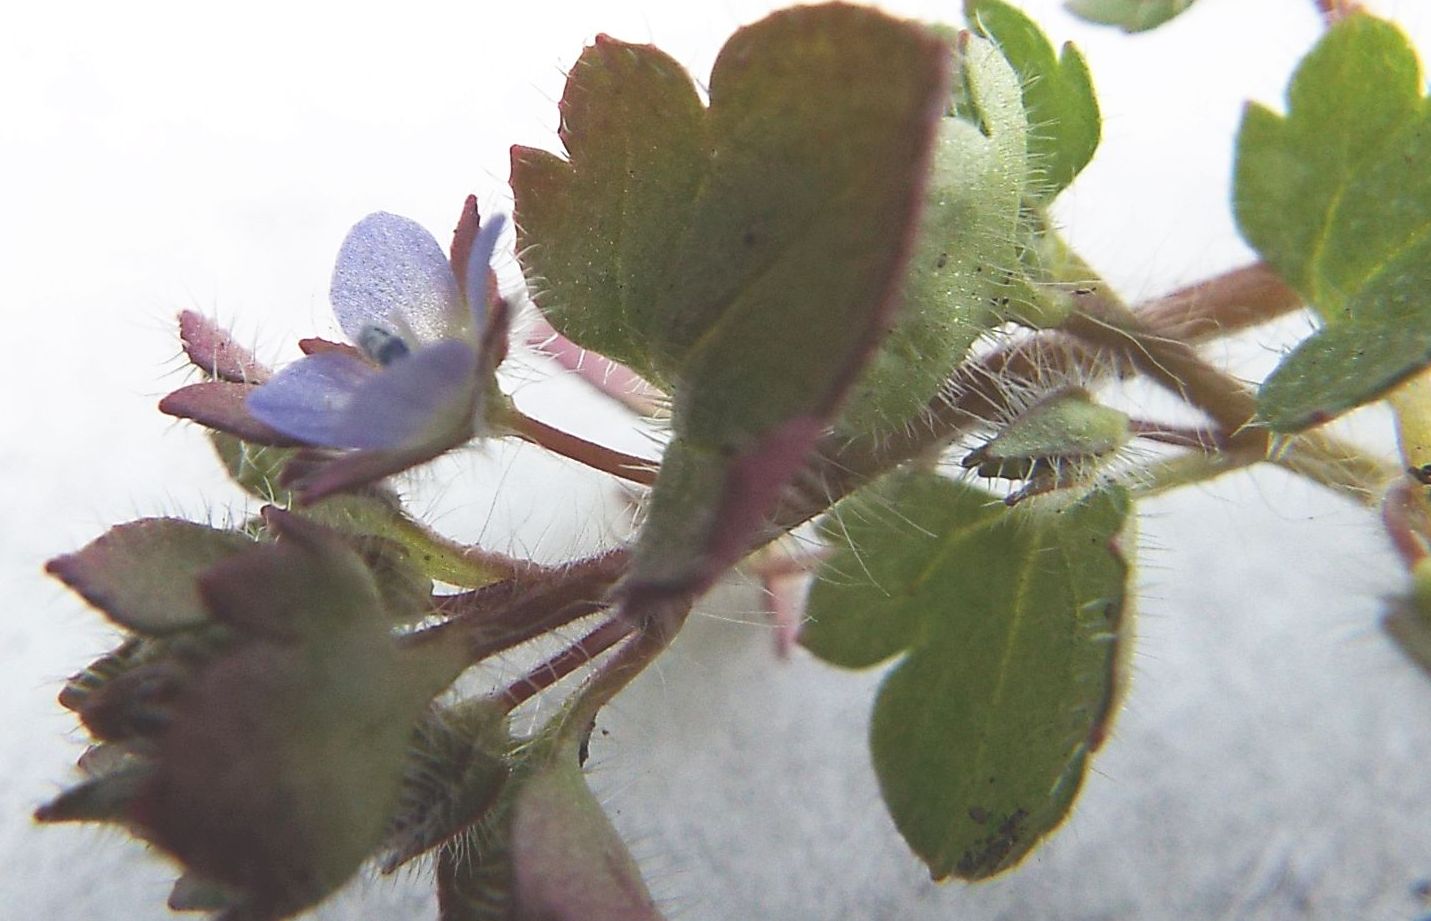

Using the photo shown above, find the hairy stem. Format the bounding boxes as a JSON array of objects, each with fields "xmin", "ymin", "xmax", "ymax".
[
  {"xmin": 506, "ymin": 407, "xmax": 659, "ymax": 486},
  {"xmin": 556, "ymin": 612, "xmax": 685, "ymax": 742},
  {"xmin": 526, "ymin": 315, "xmax": 666, "ymax": 416},
  {"xmin": 1058, "ymin": 273, "xmax": 1264, "ymax": 446},
  {"xmin": 1135, "ymin": 262, "xmax": 1303, "ymax": 342},
  {"xmin": 406, "ymin": 549, "xmax": 630, "ymax": 665},
  {"xmin": 772, "ymin": 261, "xmax": 1372, "ymax": 532},
  {"xmin": 498, "ymin": 617, "xmax": 637, "ymax": 711}
]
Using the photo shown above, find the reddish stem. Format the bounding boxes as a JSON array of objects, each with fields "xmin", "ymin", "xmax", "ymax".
[
  {"xmin": 1383, "ymin": 480, "xmax": 1431, "ymax": 570},
  {"xmin": 407, "ymin": 549, "xmax": 630, "ymax": 663},
  {"xmin": 1127, "ymin": 419, "xmax": 1226, "ymax": 452},
  {"xmin": 498, "ymin": 617, "xmax": 636, "ymax": 710},
  {"xmin": 508, "ymin": 409, "xmax": 658, "ymax": 486},
  {"xmin": 526, "ymin": 316, "xmax": 666, "ymax": 416},
  {"xmin": 1135, "ymin": 263, "xmax": 1302, "ymax": 343}
]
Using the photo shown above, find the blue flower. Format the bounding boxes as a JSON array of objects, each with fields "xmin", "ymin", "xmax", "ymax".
[{"xmin": 244, "ymin": 206, "xmax": 507, "ymax": 500}]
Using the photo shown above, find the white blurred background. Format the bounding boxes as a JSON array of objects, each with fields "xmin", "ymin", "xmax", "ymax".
[{"xmin": 5, "ymin": 1, "xmax": 1431, "ymax": 918}]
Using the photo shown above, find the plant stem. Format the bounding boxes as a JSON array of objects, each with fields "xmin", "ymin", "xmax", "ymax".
[
  {"xmin": 1270, "ymin": 429, "xmax": 1397, "ymax": 506},
  {"xmin": 1382, "ymin": 480, "xmax": 1431, "ymax": 568},
  {"xmin": 498, "ymin": 617, "xmax": 636, "ymax": 711},
  {"xmin": 772, "ymin": 261, "xmax": 1375, "ymax": 532},
  {"xmin": 506, "ymin": 407, "xmax": 659, "ymax": 486},
  {"xmin": 555, "ymin": 611, "xmax": 684, "ymax": 743},
  {"xmin": 1059, "ymin": 280, "xmax": 1262, "ymax": 445},
  {"xmin": 1135, "ymin": 263, "xmax": 1303, "ymax": 342},
  {"xmin": 526, "ymin": 315, "xmax": 666, "ymax": 416},
  {"xmin": 406, "ymin": 549, "xmax": 630, "ymax": 665}
]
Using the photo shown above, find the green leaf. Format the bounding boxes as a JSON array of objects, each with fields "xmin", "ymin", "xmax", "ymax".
[
  {"xmin": 1257, "ymin": 253, "xmax": 1431, "ymax": 430},
  {"xmin": 514, "ymin": 6, "xmax": 951, "ymax": 603},
  {"xmin": 803, "ymin": 473, "xmax": 1133, "ymax": 879},
  {"xmin": 46, "ymin": 520, "xmax": 256, "ymax": 634},
  {"xmin": 839, "ymin": 33, "xmax": 1027, "ymax": 435},
  {"xmin": 1064, "ymin": 0, "xmax": 1197, "ymax": 33},
  {"xmin": 965, "ymin": 0, "xmax": 1101, "ymax": 200},
  {"xmin": 1235, "ymin": 15, "xmax": 1431, "ymax": 431}
]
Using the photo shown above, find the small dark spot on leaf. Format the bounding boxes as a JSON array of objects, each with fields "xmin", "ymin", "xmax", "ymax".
[
  {"xmin": 742, "ymin": 230, "xmax": 758, "ymax": 247},
  {"xmin": 968, "ymin": 805, "xmax": 989, "ymax": 825},
  {"xmin": 936, "ymin": 252, "xmax": 949, "ymax": 269},
  {"xmin": 956, "ymin": 808, "xmax": 1029, "ymax": 877}
]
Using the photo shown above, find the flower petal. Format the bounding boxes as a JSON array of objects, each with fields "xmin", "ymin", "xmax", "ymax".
[
  {"xmin": 246, "ymin": 351, "xmax": 375, "ymax": 447},
  {"xmin": 329, "ymin": 339, "xmax": 479, "ymax": 451},
  {"xmin": 463, "ymin": 213, "xmax": 507, "ymax": 330},
  {"xmin": 330, "ymin": 212, "xmax": 463, "ymax": 346}
]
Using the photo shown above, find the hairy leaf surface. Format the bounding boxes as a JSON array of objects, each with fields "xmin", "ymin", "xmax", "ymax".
[
  {"xmin": 839, "ymin": 32, "xmax": 1027, "ymax": 435},
  {"xmin": 966, "ymin": 0, "xmax": 1100, "ymax": 201},
  {"xmin": 803, "ymin": 473, "xmax": 1132, "ymax": 879}
]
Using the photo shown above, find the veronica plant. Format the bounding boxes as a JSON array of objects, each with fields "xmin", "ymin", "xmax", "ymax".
[{"xmin": 37, "ymin": 1, "xmax": 1431, "ymax": 919}]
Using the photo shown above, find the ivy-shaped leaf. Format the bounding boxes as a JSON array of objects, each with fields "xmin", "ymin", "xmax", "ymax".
[
  {"xmin": 965, "ymin": 0, "xmax": 1101, "ymax": 201},
  {"xmin": 802, "ymin": 473, "xmax": 1132, "ymax": 879},
  {"xmin": 1064, "ymin": 0, "xmax": 1196, "ymax": 33},
  {"xmin": 513, "ymin": 6, "xmax": 950, "ymax": 605},
  {"xmin": 1235, "ymin": 15, "xmax": 1431, "ymax": 431}
]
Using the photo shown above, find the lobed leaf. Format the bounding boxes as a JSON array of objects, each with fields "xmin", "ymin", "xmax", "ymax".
[
  {"xmin": 514, "ymin": 5, "xmax": 952, "ymax": 606},
  {"xmin": 803, "ymin": 472, "xmax": 1132, "ymax": 879},
  {"xmin": 1235, "ymin": 15, "xmax": 1431, "ymax": 430}
]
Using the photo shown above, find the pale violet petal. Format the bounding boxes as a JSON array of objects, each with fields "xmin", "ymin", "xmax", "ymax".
[
  {"xmin": 327, "ymin": 339, "xmax": 479, "ymax": 450},
  {"xmin": 330, "ymin": 212, "xmax": 462, "ymax": 346},
  {"xmin": 246, "ymin": 352, "xmax": 375, "ymax": 447},
  {"xmin": 462, "ymin": 213, "xmax": 507, "ymax": 329}
]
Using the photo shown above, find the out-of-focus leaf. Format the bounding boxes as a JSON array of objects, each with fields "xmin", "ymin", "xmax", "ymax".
[
  {"xmin": 381, "ymin": 699, "xmax": 512, "ymax": 872},
  {"xmin": 46, "ymin": 520, "xmax": 256, "ymax": 634},
  {"xmin": 965, "ymin": 0, "xmax": 1100, "ymax": 200},
  {"xmin": 436, "ymin": 733, "xmax": 663, "ymax": 921},
  {"xmin": 514, "ymin": 6, "xmax": 951, "ymax": 608},
  {"xmin": 1235, "ymin": 15, "xmax": 1431, "ymax": 430},
  {"xmin": 803, "ymin": 473, "xmax": 1132, "ymax": 879},
  {"xmin": 1064, "ymin": 0, "xmax": 1196, "ymax": 32}
]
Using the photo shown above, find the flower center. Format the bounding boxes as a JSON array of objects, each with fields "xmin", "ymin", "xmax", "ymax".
[{"xmin": 358, "ymin": 325, "xmax": 412, "ymax": 366}]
